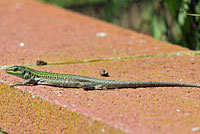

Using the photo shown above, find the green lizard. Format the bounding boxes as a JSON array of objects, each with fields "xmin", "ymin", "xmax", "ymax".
[{"xmin": 5, "ymin": 65, "xmax": 200, "ymax": 90}]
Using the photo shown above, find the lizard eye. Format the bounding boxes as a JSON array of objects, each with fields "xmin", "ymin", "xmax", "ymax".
[{"xmin": 13, "ymin": 68, "xmax": 19, "ymax": 72}]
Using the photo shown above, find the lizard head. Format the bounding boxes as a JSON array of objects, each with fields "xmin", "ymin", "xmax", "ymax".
[{"xmin": 6, "ymin": 65, "xmax": 26, "ymax": 78}]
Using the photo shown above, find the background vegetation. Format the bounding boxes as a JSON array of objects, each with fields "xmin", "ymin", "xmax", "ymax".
[{"xmin": 42, "ymin": 0, "xmax": 200, "ymax": 50}]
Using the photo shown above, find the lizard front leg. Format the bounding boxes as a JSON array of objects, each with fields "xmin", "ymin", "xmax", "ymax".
[{"xmin": 10, "ymin": 79, "xmax": 34, "ymax": 87}]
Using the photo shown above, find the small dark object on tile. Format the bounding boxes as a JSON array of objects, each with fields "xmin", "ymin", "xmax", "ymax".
[
  {"xmin": 36, "ymin": 60, "xmax": 47, "ymax": 66},
  {"xmin": 100, "ymin": 69, "xmax": 109, "ymax": 77}
]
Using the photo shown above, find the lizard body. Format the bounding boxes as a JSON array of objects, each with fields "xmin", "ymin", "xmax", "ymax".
[{"xmin": 6, "ymin": 65, "xmax": 200, "ymax": 90}]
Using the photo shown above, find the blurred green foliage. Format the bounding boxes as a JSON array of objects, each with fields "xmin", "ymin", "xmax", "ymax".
[
  {"xmin": 42, "ymin": 0, "xmax": 107, "ymax": 7},
  {"xmin": 150, "ymin": 0, "xmax": 200, "ymax": 50},
  {"xmin": 41, "ymin": 0, "xmax": 200, "ymax": 50}
]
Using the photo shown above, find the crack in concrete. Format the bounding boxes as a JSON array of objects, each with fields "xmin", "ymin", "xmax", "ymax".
[{"xmin": 1, "ymin": 51, "xmax": 200, "ymax": 70}]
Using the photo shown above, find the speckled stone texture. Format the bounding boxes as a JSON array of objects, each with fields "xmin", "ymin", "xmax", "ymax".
[{"xmin": 1, "ymin": 0, "xmax": 200, "ymax": 134}]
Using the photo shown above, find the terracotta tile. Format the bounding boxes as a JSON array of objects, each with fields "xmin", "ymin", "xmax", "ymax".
[{"xmin": 0, "ymin": 0, "xmax": 199, "ymax": 134}]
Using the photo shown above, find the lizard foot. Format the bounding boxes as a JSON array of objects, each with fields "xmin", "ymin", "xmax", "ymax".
[
  {"xmin": 81, "ymin": 83, "xmax": 108, "ymax": 90},
  {"xmin": 94, "ymin": 85, "xmax": 108, "ymax": 90}
]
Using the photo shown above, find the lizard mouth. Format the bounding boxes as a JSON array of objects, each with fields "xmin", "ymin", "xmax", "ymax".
[
  {"xmin": 6, "ymin": 68, "xmax": 19, "ymax": 74},
  {"xmin": 6, "ymin": 68, "xmax": 12, "ymax": 73},
  {"xmin": 6, "ymin": 70, "xmax": 16, "ymax": 74}
]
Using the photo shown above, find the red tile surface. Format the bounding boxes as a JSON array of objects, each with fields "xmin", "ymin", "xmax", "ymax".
[
  {"xmin": 0, "ymin": 0, "xmax": 200, "ymax": 134},
  {"xmin": 0, "ymin": 0, "xmax": 189, "ymax": 65}
]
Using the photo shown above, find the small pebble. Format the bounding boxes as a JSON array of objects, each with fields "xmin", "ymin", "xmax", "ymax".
[
  {"xmin": 19, "ymin": 42, "xmax": 24, "ymax": 47},
  {"xmin": 53, "ymin": 100, "xmax": 59, "ymax": 105},
  {"xmin": 176, "ymin": 52, "xmax": 181, "ymax": 56},
  {"xmin": 0, "ymin": 66, "xmax": 8, "ymax": 70},
  {"xmin": 71, "ymin": 104, "xmax": 76, "ymax": 107},
  {"xmin": 57, "ymin": 94, "xmax": 62, "ymax": 97},
  {"xmin": 96, "ymin": 32, "xmax": 107, "ymax": 37},
  {"xmin": 192, "ymin": 127, "xmax": 200, "ymax": 131},
  {"xmin": 184, "ymin": 113, "xmax": 190, "ymax": 116},
  {"xmin": 100, "ymin": 69, "xmax": 109, "ymax": 77},
  {"xmin": 32, "ymin": 95, "xmax": 36, "ymax": 99},
  {"xmin": 119, "ymin": 113, "xmax": 124, "ymax": 117}
]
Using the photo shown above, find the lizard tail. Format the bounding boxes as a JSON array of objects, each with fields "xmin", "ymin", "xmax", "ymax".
[{"xmin": 102, "ymin": 81, "xmax": 200, "ymax": 89}]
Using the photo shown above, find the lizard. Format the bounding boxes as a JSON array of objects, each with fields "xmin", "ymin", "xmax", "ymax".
[{"xmin": 5, "ymin": 65, "xmax": 200, "ymax": 90}]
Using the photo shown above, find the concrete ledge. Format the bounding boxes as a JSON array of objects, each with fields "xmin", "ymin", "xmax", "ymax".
[{"xmin": 0, "ymin": 83, "xmax": 123, "ymax": 133}]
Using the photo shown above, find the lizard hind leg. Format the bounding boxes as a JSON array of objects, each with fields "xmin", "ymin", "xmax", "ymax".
[
  {"xmin": 80, "ymin": 83, "xmax": 107, "ymax": 90},
  {"xmin": 94, "ymin": 85, "xmax": 107, "ymax": 90},
  {"xmin": 80, "ymin": 82, "xmax": 96, "ymax": 90}
]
